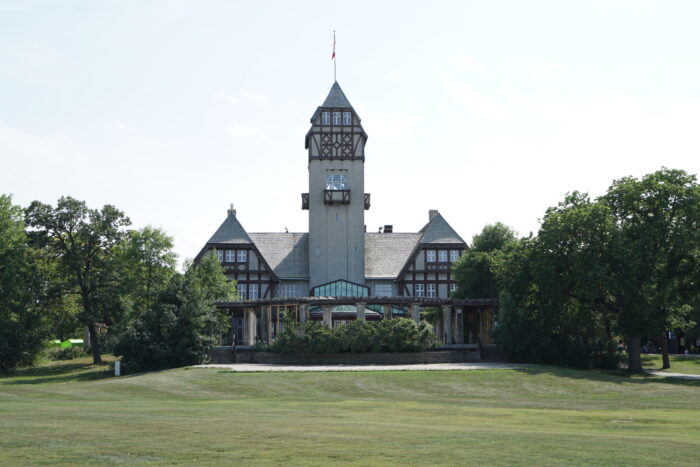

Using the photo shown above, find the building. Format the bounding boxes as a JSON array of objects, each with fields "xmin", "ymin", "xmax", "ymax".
[{"xmin": 196, "ymin": 82, "xmax": 496, "ymax": 348}]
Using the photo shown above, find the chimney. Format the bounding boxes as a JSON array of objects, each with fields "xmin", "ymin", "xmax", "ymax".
[
  {"xmin": 383, "ymin": 225, "xmax": 393, "ymax": 233},
  {"xmin": 227, "ymin": 203, "xmax": 236, "ymax": 217},
  {"xmin": 429, "ymin": 209, "xmax": 439, "ymax": 221}
]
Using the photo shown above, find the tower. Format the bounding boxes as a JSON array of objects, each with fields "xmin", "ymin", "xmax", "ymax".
[{"xmin": 302, "ymin": 82, "xmax": 370, "ymax": 291}]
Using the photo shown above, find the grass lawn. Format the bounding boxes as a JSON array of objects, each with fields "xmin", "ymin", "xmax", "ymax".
[
  {"xmin": 642, "ymin": 354, "xmax": 700, "ymax": 375},
  {"xmin": 2, "ymin": 358, "xmax": 700, "ymax": 466}
]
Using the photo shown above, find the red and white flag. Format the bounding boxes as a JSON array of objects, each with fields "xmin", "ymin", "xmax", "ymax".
[{"xmin": 332, "ymin": 32, "xmax": 336, "ymax": 59}]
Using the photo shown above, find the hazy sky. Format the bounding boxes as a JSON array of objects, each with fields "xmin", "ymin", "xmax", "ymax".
[{"xmin": 2, "ymin": 0, "xmax": 699, "ymax": 266}]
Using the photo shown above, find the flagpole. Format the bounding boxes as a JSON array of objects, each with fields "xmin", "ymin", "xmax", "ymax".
[{"xmin": 333, "ymin": 31, "xmax": 337, "ymax": 82}]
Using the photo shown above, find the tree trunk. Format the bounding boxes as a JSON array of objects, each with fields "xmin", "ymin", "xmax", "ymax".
[
  {"xmin": 628, "ymin": 336, "xmax": 643, "ymax": 372},
  {"xmin": 660, "ymin": 330, "xmax": 671, "ymax": 369},
  {"xmin": 87, "ymin": 322, "xmax": 102, "ymax": 364}
]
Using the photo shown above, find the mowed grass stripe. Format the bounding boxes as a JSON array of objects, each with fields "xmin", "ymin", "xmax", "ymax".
[{"xmin": 1, "ymin": 358, "xmax": 699, "ymax": 465}]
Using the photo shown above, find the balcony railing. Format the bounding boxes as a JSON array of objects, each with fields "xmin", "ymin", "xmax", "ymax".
[{"xmin": 324, "ymin": 189, "xmax": 351, "ymax": 205}]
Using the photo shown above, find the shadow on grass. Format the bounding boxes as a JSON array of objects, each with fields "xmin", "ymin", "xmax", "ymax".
[
  {"xmin": 1, "ymin": 361, "xmax": 114, "ymax": 385},
  {"xmin": 642, "ymin": 354, "xmax": 700, "ymax": 371},
  {"xmin": 510, "ymin": 364, "xmax": 700, "ymax": 388}
]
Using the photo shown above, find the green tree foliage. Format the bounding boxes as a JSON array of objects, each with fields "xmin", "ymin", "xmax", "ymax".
[
  {"xmin": 115, "ymin": 226, "xmax": 177, "ymax": 310},
  {"xmin": 495, "ymin": 194, "xmax": 621, "ymax": 368},
  {"xmin": 452, "ymin": 222, "xmax": 517, "ymax": 299},
  {"xmin": 114, "ymin": 255, "xmax": 236, "ymax": 372},
  {"xmin": 25, "ymin": 196, "xmax": 131, "ymax": 364},
  {"xmin": 601, "ymin": 168, "xmax": 700, "ymax": 371},
  {"xmin": 269, "ymin": 317, "xmax": 438, "ymax": 354},
  {"xmin": 0, "ymin": 195, "xmax": 60, "ymax": 372},
  {"xmin": 496, "ymin": 169, "xmax": 700, "ymax": 371}
]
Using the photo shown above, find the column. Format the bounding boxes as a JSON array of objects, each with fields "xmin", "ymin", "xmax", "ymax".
[
  {"xmin": 410, "ymin": 304, "xmax": 421, "ymax": 323},
  {"xmin": 245, "ymin": 308, "xmax": 257, "ymax": 346},
  {"xmin": 442, "ymin": 304, "xmax": 452, "ymax": 345},
  {"xmin": 299, "ymin": 304, "xmax": 308, "ymax": 323},
  {"xmin": 323, "ymin": 305, "xmax": 333, "ymax": 328},
  {"xmin": 356, "ymin": 302, "xmax": 366, "ymax": 321},
  {"xmin": 454, "ymin": 308, "xmax": 464, "ymax": 344},
  {"xmin": 383, "ymin": 304, "xmax": 393, "ymax": 320},
  {"xmin": 260, "ymin": 305, "xmax": 271, "ymax": 344}
]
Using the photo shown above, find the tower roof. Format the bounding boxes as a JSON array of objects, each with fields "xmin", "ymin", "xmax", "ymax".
[{"xmin": 321, "ymin": 82, "xmax": 353, "ymax": 108}]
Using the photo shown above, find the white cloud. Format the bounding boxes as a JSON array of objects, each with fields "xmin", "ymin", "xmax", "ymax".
[
  {"xmin": 361, "ymin": 109, "xmax": 421, "ymax": 140},
  {"xmin": 225, "ymin": 123, "xmax": 265, "ymax": 137},
  {"xmin": 240, "ymin": 91, "xmax": 267, "ymax": 103},
  {"xmin": 382, "ymin": 71, "xmax": 403, "ymax": 81},
  {"xmin": 452, "ymin": 55, "xmax": 482, "ymax": 73},
  {"xmin": 219, "ymin": 90, "xmax": 239, "ymax": 104},
  {"xmin": 444, "ymin": 80, "xmax": 513, "ymax": 120},
  {"xmin": 107, "ymin": 121, "xmax": 141, "ymax": 134}
]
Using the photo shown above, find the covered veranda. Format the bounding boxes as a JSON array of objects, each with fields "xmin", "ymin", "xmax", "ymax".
[{"xmin": 216, "ymin": 297, "xmax": 497, "ymax": 350}]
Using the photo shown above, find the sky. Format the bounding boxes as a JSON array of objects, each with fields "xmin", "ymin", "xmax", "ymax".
[{"xmin": 2, "ymin": 0, "xmax": 700, "ymax": 267}]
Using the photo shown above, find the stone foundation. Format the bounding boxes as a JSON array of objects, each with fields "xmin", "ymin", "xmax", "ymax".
[{"xmin": 208, "ymin": 347, "xmax": 483, "ymax": 365}]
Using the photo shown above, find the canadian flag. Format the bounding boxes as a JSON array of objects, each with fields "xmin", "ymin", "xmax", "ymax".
[{"xmin": 332, "ymin": 32, "xmax": 336, "ymax": 59}]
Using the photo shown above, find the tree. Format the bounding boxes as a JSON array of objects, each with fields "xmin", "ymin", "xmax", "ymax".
[
  {"xmin": 495, "ymin": 194, "xmax": 620, "ymax": 368},
  {"xmin": 25, "ymin": 196, "xmax": 131, "ymax": 364},
  {"xmin": 452, "ymin": 222, "xmax": 517, "ymax": 299},
  {"xmin": 114, "ymin": 254, "xmax": 236, "ymax": 371},
  {"xmin": 602, "ymin": 168, "xmax": 700, "ymax": 371},
  {"xmin": 115, "ymin": 226, "xmax": 177, "ymax": 311},
  {"xmin": 0, "ymin": 195, "xmax": 60, "ymax": 372}
]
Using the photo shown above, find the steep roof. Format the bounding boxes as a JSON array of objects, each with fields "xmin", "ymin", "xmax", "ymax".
[
  {"xmin": 365, "ymin": 233, "xmax": 422, "ymax": 278},
  {"xmin": 248, "ymin": 233, "xmax": 309, "ymax": 279},
  {"xmin": 322, "ymin": 81, "xmax": 353, "ymax": 108},
  {"xmin": 419, "ymin": 213, "xmax": 466, "ymax": 245},
  {"xmin": 207, "ymin": 210, "xmax": 254, "ymax": 244}
]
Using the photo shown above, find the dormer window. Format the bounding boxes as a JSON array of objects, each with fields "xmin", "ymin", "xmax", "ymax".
[
  {"xmin": 326, "ymin": 173, "xmax": 348, "ymax": 190},
  {"xmin": 342, "ymin": 111, "xmax": 351, "ymax": 125},
  {"xmin": 332, "ymin": 111, "xmax": 341, "ymax": 125},
  {"xmin": 321, "ymin": 111, "xmax": 330, "ymax": 125}
]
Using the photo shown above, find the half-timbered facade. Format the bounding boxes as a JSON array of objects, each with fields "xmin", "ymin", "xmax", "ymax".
[{"xmin": 196, "ymin": 81, "xmax": 496, "ymax": 349}]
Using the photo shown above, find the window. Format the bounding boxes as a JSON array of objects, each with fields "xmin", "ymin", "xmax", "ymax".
[
  {"xmin": 325, "ymin": 173, "xmax": 348, "ymax": 190},
  {"xmin": 237, "ymin": 284, "xmax": 247, "ymax": 301},
  {"xmin": 450, "ymin": 250, "xmax": 460, "ymax": 262},
  {"xmin": 248, "ymin": 284, "xmax": 258, "ymax": 300},
  {"xmin": 414, "ymin": 284, "xmax": 425, "ymax": 297},
  {"xmin": 225, "ymin": 250, "xmax": 235, "ymax": 263},
  {"xmin": 237, "ymin": 250, "xmax": 247, "ymax": 262},
  {"xmin": 321, "ymin": 111, "xmax": 330, "ymax": 125},
  {"xmin": 427, "ymin": 284, "xmax": 436, "ymax": 297},
  {"xmin": 312, "ymin": 279, "xmax": 369, "ymax": 297},
  {"xmin": 426, "ymin": 250, "xmax": 436, "ymax": 262},
  {"xmin": 279, "ymin": 284, "xmax": 298, "ymax": 298},
  {"xmin": 342, "ymin": 111, "xmax": 351, "ymax": 125},
  {"xmin": 332, "ymin": 111, "xmax": 341, "ymax": 125},
  {"xmin": 216, "ymin": 250, "xmax": 224, "ymax": 262},
  {"xmin": 375, "ymin": 284, "xmax": 394, "ymax": 297},
  {"xmin": 438, "ymin": 250, "xmax": 448, "ymax": 262},
  {"xmin": 450, "ymin": 283, "xmax": 457, "ymax": 294}
]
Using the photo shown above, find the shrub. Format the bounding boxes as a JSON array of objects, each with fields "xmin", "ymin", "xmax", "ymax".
[
  {"xmin": 268, "ymin": 318, "xmax": 438, "ymax": 354},
  {"xmin": 48, "ymin": 346, "xmax": 87, "ymax": 361}
]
